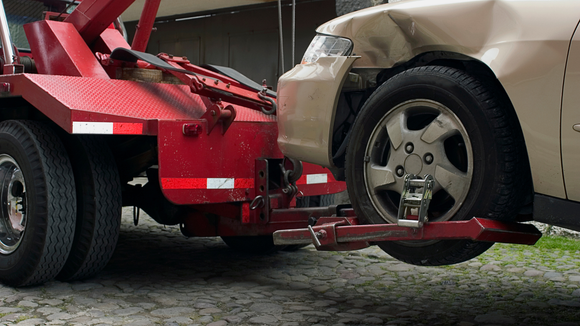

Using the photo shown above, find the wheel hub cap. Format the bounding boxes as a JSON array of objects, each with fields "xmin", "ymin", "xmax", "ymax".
[
  {"xmin": 404, "ymin": 154, "xmax": 423, "ymax": 175},
  {"xmin": 0, "ymin": 155, "xmax": 26, "ymax": 254}
]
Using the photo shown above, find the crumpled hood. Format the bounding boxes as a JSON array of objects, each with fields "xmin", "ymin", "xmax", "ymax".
[{"xmin": 316, "ymin": 0, "xmax": 579, "ymax": 69}]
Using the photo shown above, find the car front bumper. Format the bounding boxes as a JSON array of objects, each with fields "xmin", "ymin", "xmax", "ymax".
[{"xmin": 276, "ymin": 56, "xmax": 358, "ymax": 168}]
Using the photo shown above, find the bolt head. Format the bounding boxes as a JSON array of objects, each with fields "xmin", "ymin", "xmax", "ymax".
[
  {"xmin": 425, "ymin": 154, "xmax": 433, "ymax": 164},
  {"xmin": 405, "ymin": 143, "xmax": 414, "ymax": 153},
  {"xmin": 396, "ymin": 167, "xmax": 405, "ymax": 176}
]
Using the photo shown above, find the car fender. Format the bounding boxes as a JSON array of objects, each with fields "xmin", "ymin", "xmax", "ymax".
[{"xmin": 277, "ymin": 56, "xmax": 359, "ymax": 168}]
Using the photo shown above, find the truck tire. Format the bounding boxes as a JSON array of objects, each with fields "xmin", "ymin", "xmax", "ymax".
[
  {"xmin": 57, "ymin": 136, "xmax": 121, "ymax": 281},
  {"xmin": 345, "ymin": 66, "xmax": 529, "ymax": 266},
  {"xmin": 0, "ymin": 120, "xmax": 76, "ymax": 287}
]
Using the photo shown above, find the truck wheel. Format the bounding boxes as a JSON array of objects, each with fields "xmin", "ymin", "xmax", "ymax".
[
  {"xmin": 57, "ymin": 136, "xmax": 121, "ymax": 281},
  {"xmin": 0, "ymin": 121, "xmax": 76, "ymax": 286},
  {"xmin": 345, "ymin": 66, "xmax": 529, "ymax": 266}
]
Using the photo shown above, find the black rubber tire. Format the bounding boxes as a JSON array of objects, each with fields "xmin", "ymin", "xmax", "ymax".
[
  {"xmin": 346, "ymin": 66, "xmax": 529, "ymax": 266},
  {"xmin": 295, "ymin": 194, "xmax": 335, "ymax": 208},
  {"xmin": 0, "ymin": 120, "xmax": 76, "ymax": 287},
  {"xmin": 57, "ymin": 136, "xmax": 121, "ymax": 281}
]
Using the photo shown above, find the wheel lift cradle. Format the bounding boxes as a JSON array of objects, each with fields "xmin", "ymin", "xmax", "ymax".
[{"xmin": 0, "ymin": 0, "xmax": 542, "ymax": 285}]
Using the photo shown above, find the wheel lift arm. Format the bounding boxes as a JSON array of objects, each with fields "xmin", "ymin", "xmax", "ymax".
[
  {"xmin": 273, "ymin": 174, "xmax": 542, "ymax": 251},
  {"xmin": 273, "ymin": 212, "xmax": 542, "ymax": 251}
]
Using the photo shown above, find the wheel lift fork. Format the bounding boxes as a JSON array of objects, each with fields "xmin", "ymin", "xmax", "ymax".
[
  {"xmin": 273, "ymin": 174, "xmax": 542, "ymax": 251},
  {"xmin": 273, "ymin": 212, "xmax": 542, "ymax": 251}
]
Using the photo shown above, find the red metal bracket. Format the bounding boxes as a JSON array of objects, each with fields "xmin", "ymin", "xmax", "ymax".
[
  {"xmin": 273, "ymin": 217, "xmax": 542, "ymax": 251},
  {"xmin": 157, "ymin": 54, "xmax": 276, "ymax": 115},
  {"xmin": 200, "ymin": 100, "xmax": 236, "ymax": 135}
]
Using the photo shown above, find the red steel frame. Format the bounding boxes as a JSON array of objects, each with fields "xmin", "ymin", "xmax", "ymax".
[
  {"xmin": 273, "ymin": 211, "xmax": 543, "ymax": 251},
  {"xmin": 0, "ymin": 0, "xmax": 346, "ymax": 238}
]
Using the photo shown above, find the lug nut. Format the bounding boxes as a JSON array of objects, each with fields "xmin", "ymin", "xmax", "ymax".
[
  {"xmin": 396, "ymin": 166, "xmax": 405, "ymax": 177},
  {"xmin": 405, "ymin": 143, "xmax": 414, "ymax": 153},
  {"xmin": 424, "ymin": 153, "xmax": 434, "ymax": 164}
]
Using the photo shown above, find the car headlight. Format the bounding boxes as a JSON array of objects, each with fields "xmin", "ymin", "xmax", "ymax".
[{"xmin": 301, "ymin": 34, "xmax": 353, "ymax": 64}]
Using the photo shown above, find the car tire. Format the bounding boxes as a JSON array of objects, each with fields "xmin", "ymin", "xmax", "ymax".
[
  {"xmin": 345, "ymin": 65, "xmax": 530, "ymax": 265},
  {"xmin": 57, "ymin": 136, "xmax": 122, "ymax": 281},
  {"xmin": 0, "ymin": 120, "xmax": 76, "ymax": 286}
]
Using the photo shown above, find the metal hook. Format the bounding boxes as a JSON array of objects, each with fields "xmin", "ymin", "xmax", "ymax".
[
  {"xmin": 258, "ymin": 93, "xmax": 277, "ymax": 115},
  {"xmin": 250, "ymin": 195, "xmax": 265, "ymax": 210}
]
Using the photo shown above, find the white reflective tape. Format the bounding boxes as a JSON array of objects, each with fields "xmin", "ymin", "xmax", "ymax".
[
  {"xmin": 207, "ymin": 178, "xmax": 235, "ymax": 189},
  {"xmin": 306, "ymin": 174, "xmax": 328, "ymax": 184},
  {"xmin": 72, "ymin": 122, "xmax": 113, "ymax": 134}
]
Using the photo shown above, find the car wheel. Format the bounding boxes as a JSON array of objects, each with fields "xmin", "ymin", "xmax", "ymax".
[
  {"xmin": 57, "ymin": 136, "xmax": 122, "ymax": 281},
  {"xmin": 345, "ymin": 66, "xmax": 529, "ymax": 265},
  {"xmin": 0, "ymin": 120, "xmax": 76, "ymax": 286}
]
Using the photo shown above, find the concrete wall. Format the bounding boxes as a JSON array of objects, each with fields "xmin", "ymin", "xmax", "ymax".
[
  {"xmin": 335, "ymin": 0, "xmax": 386, "ymax": 15},
  {"xmin": 126, "ymin": 0, "xmax": 336, "ymax": 90}
]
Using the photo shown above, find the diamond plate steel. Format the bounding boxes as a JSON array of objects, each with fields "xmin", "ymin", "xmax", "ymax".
[{"xmin": 16, "ymin": 74, "xmax": 274, "ymax": 126}]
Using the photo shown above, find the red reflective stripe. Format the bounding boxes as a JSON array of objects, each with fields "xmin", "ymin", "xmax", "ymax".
[
  {"xmin": 296, "ymin": 175, "xmax": 307, "ymax": 185},
  {"xmin": 235, "ymin": 178, "xmax": 254, "ymax": 188},
  {"xmin": 162, "ymin": 178, "xmax": 254, "ymax": 189},
  {"xmin": 113, "ymin": 123, "xmax": 143, "ymax": 134},
  {"xmin": 242, "ymin": 202, "xmax": 250, "ymax": 223},
  {"xmin": 162, "ymin": 178, "xmax": 206, "ymax": 189}
]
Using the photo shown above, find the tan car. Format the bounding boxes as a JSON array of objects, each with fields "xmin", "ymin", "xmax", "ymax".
[{"xmin": 277, "ymin": 0, "xmax": 580, "ymax": 265}]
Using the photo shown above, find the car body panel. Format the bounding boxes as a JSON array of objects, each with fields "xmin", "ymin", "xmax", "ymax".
[
  {"xmin": 561, "ymin": 23, "xmax": 580, "ymax": 201},
  {"xmin": 277, "ymin": 56, "xmax": 358, "ymax": 167},
  {"xmin": 278, "ymin": 0, "xmax": 580, "ymax": 199}
]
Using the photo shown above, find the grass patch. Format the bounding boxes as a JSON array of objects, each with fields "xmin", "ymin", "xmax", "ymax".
[
  {"xmin": 534, "ymin": 235, "xmax": 580, "ymax": 251},
  {"xmin": 14, "ymin": 315, "xmax": 30, "ymax": 323}
]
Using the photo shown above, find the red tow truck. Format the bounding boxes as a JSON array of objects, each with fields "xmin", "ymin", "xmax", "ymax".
[{"xmin": 0, "ymin": 0, "xmax": 541, "ymax": 287}]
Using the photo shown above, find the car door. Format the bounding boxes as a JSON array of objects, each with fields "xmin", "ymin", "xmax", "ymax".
[{"xmin": 561, "ymin": 21, "xmax": 580, "ymax": 201}]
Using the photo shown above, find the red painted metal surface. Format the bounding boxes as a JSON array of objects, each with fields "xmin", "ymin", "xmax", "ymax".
[
  {"xmin": 157, "ymin": 119, "xmax": 345, "ymax": 205},
  {"xmin": 273, "ymin": 217, "xmax": 542, "ymax": 251},
  {"xmin": 182, "ymin": 205, "xmax": 342, "ymax": 237},
  {"xmin": 157, "ymin": 119, "xmax": 277, "ymax": 205},
  {"xmin": 93, "ymin": 28, "xmax": 130, "ymax": 55},
  {"xmin": 64, "ymin": 0, "xmax": 136, "ymax": 45},
  {"xmin": 160, "ymin": 56, "xmax": 276, "ymax": 114},
  {"xmin": 131, "ymin": 0, "xmax": 162, "ymax": 52},
  {"xmin": 23, "ymin": 21, "xmax": 109, "ymax": 78},
  {"xmin": 0, "ymin": 74, "xmax": 272, "ymax": 133}
]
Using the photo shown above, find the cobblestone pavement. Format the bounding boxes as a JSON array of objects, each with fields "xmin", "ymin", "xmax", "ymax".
[{"xmin": 0, "ymin": 209, "xmax": 579, "ymax": 326}]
